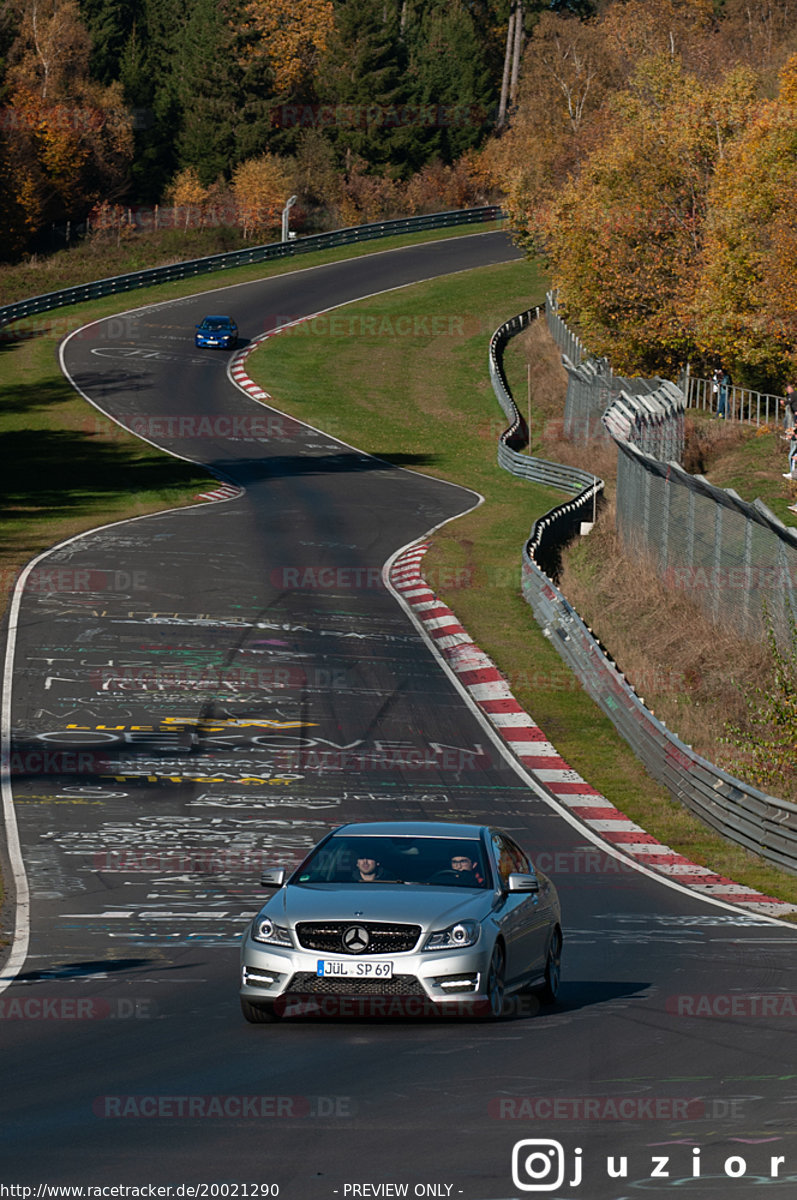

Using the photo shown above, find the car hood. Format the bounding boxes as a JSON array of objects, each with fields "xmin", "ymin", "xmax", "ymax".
[{"xmin": 264, "ymin": 883, "xmax": 493, "ymax": 929}]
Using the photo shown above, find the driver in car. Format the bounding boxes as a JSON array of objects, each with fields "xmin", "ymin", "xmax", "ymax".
[
  {"xmin": 353, "ymin": 854, "xmax": 390, "ymax": 883},
  {"xmin": 450, "ymin": 853, "xmax": 484, "ymax": 885}
]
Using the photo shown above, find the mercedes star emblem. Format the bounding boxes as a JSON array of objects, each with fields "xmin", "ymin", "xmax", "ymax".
[{"xmin": 342, "ymin": 925, "xmax": 370, "ymax": 953}]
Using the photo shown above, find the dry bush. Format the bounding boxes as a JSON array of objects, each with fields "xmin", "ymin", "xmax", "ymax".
[
  {"xmin": 518, "ymin": 319, "xmax": 567, "ymax": 420},
  {"xmin": 682, "ymin": 414, "xmax": 750, "ymax": 474},
  {"xmin": 557, "ymin": 515, "xmax": 779, "ymax": 784},
  {"xmin": 518, "ymin": 318, "xmax": 617, "ymax": 479}
]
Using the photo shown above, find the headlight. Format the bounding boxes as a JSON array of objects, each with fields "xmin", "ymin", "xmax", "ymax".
[
  {"xmin": 251, "ymin": 916, "xmax": 293, "ymax": 947},
  {"xmin": 423, "ymin": 920, "xmax": 480, "ymax": 951}
]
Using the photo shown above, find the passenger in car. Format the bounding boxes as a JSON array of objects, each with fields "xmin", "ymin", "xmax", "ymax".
[{"xmin": 450, "ymin": 853, "xmax": 484, "ymax": 885}]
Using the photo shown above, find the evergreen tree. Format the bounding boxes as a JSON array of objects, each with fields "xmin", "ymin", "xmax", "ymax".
[
  {"xmin": 175, "ymin": 0, "xmax": 238, "ymax": 184},
  {"xmin": 405, "ymin": 0, "xmax": 495, "ymax": 165},
  {"xmin": 120, "ymin": 0, "xmax": 182, "ymax": 201},
  {"xmin": 78, "ymin": 0, "xmax": 142, "ymax": 85},
  {"xmin": 317, "ymin": 0, "xmax": 414, "ymax": 174}
]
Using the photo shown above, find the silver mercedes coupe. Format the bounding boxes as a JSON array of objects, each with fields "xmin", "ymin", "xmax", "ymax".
[{"xmin": 239, "ymin": 820, "xmax": 562, "ymax": 1022}]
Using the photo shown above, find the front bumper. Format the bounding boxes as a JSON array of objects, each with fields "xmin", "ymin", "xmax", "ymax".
[{"xmin": 240, "ymin": 938, "xmax": 492, "ymax": 1016}]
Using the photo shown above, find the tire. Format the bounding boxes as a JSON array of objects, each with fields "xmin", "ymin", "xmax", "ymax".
[
  {"xmin": 240, "ymin": 997, "xmax": 278, "ymax": 1024},
  {"xmin": 484, "ymin": 942, "xmax": 506, "ymax": 1019},
  {"xmin": 538, "ymin": 927, "xmax": 562, "ymax": 1005}
]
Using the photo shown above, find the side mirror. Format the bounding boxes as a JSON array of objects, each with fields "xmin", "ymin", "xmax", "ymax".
[
  {"xmin": 507, "ymin": 871, "xmax": 539, "ymax": 893},
  {"xmin": 260, "ymin": 867, "xmax": 286, "ymax": 888}
]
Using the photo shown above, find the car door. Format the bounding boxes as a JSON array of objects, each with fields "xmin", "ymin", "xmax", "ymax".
[{"xmin": 489, "ymin": 831, "xmax": 551, "ymax": 986}]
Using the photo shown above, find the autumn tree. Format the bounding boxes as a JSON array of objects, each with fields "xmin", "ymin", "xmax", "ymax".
[
  {"xmin": 241, "ymin": 0, "xmax": 334, "ymax": 97},
  {"xmin": 693, "ymin": 54, "xmax": 797, "ymax": 388},
  {"xmin": 231, "ymin": 152, "xmax": 291, "ymax": 236},
  {"xmin": 487, "ymin": 10, "xmax": 617, "ymax": 247},
  {"xmin": 165, "ymin": 164, "xmax": 209, "ymax": 226},
  {"xmin": 540, "ymin": 55, "xmax": 757, "ymax": 374},
  {"xmin": 3, "ymin": 0, "xmax": 132, "ymax": 248}
]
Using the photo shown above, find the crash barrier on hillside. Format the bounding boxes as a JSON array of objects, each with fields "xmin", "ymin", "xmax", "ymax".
[
  {"xmin": 603, "ymin": 381, "xmax": 686, "ymax": 463},
  {"xmin": 682, "ymin": 369, "xmax": 782, "ymax": 428},
  {"xmin": 551, "ymin": 300, "xmax": 795, "ymax": 642},
  {"xmin": 522, "ymin": 553, "xmax": 797, "ymax": 873},
  {"xmin": 551, "ymin": 293, "xmax": 686, "ymax": 455},
  {"xmin": 612, "ymin": 437, "xmax": 797, "ymax": 645},
  {"xmin": 0, "ymin": 206, "xmax": 502, "ymax": 332},
  {"xmin": 489, "ymin": 307, "xmax": 603, "ymax": 577},
  {"xmin": 490, "ymin": 308, "xmax": 797, "ymax": 875},
  {"xmin": 489, "ymin": 308, "xmax": 603, "ymax": 500}
]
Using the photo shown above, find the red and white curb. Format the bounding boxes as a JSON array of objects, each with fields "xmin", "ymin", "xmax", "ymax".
[
  {"xmin": 195, "ymin": 482, "xmax": 243, "ymax": 503},
  {"xmin": 230, "ymin": 346, "xmax": 274, "ymax": 402},
  {"xmin": 391, "ymin": 541, "xmax": 797, "ymax": 919}
]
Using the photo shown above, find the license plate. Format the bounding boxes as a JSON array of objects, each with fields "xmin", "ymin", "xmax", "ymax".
[{"xmin": 317, "ymin": 959, "xmax": 393, "ymax": 979}]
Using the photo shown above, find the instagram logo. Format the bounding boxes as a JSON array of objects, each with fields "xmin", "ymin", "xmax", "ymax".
[{"xmin": 512, "ymin": 1140, "xmax": 582, "ymax": 1192}]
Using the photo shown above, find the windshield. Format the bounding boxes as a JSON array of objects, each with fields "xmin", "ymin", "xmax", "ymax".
[
  {"xmin": 293, "ymin": 835, "xmax": 491, "ymax": 888},
  {"xmin": 203, "ymin": 318, "xmax": 230, "ymax": 329}
]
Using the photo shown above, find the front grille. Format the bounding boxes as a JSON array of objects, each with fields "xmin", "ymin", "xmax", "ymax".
[
  {"xmin": 289, "ymin": 972, "xmax": 426, "ymax": 996},
  {"xmin": 296, "ymin": 922, "xmax": 421, "ymax": 954}
]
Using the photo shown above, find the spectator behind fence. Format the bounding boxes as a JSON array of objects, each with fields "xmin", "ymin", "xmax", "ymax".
[
  {"xmin": 715, "ymin": 367, "xmax": 731, "ymax": 419},
  {"xmin": 711, "ymin": 367, "xmax": 721, "ymax": 415},
  {"xmin": 781, "ymin": 389, "xmax": 797, "ymax": 509}
]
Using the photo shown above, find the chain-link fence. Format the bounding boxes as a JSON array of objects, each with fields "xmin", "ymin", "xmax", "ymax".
[
  {"xmin": 549, "ymin": 292, "xmax": 682, "ymax": 450},
  {"xmin": 614, "ymin": 439, "xmax": 797, "ymax": 644},
  {"xmin": 545, "ymin": 290, "xmax": 585, "ymax": 366},
  {"xmin": 546, "ymin": 296, "xmax": 797, "ymax": 643}
]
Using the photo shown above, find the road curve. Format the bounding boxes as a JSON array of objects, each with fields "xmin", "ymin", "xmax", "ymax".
[{"xmin": 1, "ymin": 233, "xmax": 797, "ymax": 1199}]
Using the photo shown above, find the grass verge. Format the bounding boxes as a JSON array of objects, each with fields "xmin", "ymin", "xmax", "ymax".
[{"xmin": 247, "ymin": 266, "xmax": 797, "ymax": 910}]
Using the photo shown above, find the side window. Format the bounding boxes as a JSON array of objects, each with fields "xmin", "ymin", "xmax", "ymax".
[
  {"xmin": 491, "ymin": 833, "xmax": 515, "ymax": 887},
  {"xmin": 505, "ymin": 836, "xmax": 531, "ymax": 874}
]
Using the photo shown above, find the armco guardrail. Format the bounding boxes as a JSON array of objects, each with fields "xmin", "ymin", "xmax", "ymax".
[
  {"xmin": 490, "ymin": 308, "xmax": 603, "ymax": 497},
  {"xmin": 0, "ymin": 206, "xmax": 502, "ymax": 330},
  {"xmin": 491, "ymin": 307, "xmax": 797, "ymax": 874},
  {"xmin": 490, "ymin": 308, "xmax": 603, "ymax": 583}
]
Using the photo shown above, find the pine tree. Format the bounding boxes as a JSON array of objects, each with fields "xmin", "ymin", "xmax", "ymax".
[
  {"xmin": 175, "ymin": 0, "xmax": 238, "ymax": 184},
  {"xmin": 405, "ymin": 0, "xmax": 495, "ymax": 165},
  {"xmin": 317, "ymin": 0, "xmax": 413, "ymax": 174}
]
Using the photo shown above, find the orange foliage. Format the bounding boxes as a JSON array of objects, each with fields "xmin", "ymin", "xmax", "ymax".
[{"xmin": 242, "ymin": 0, "xmax": 334, "ymax": 95}]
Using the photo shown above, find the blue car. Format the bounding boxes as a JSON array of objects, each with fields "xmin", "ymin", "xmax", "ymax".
[{"xmin": 195, "ymin": 315, "xmax": 238, "ymax": 349}]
